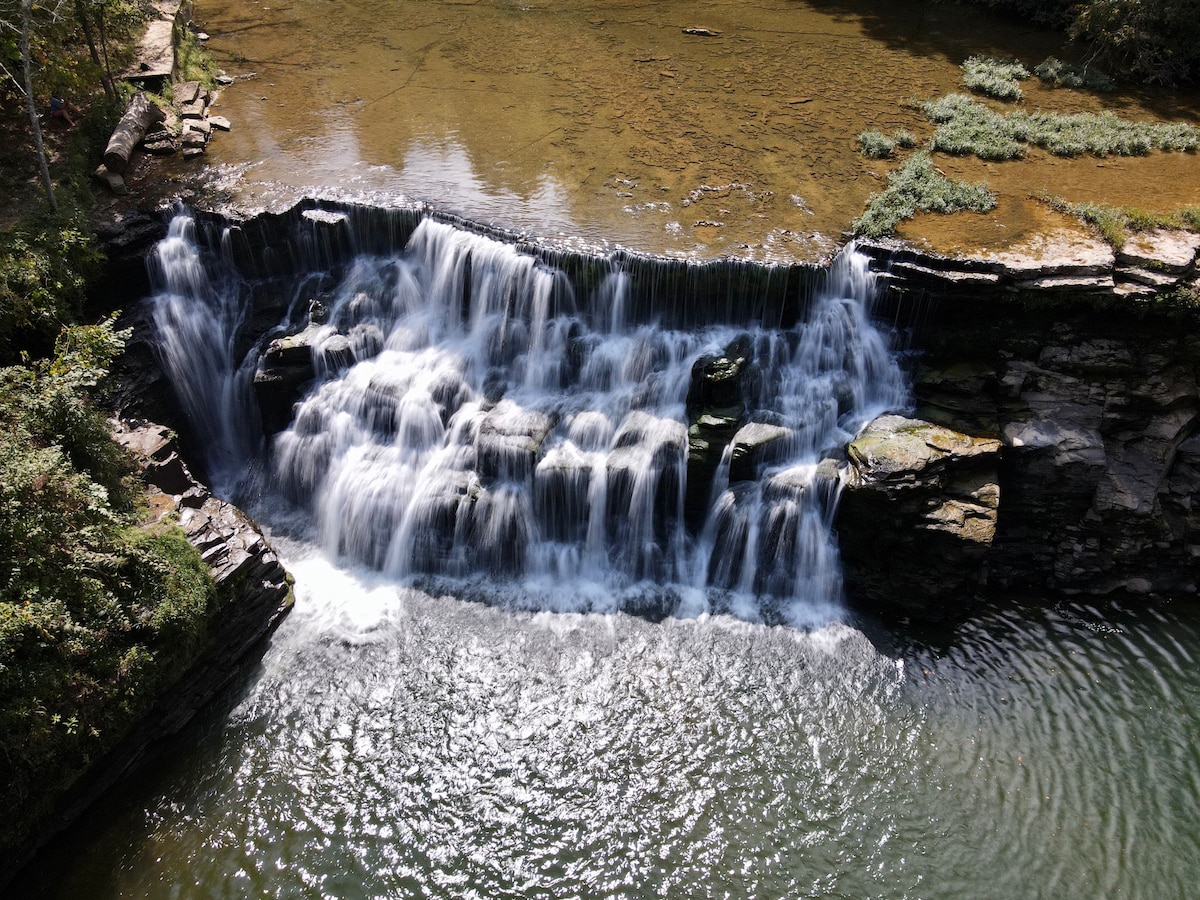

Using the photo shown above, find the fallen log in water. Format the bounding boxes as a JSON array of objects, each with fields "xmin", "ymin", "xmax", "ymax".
[{"xmin": 103, "ymin": 92, "xmax": 165, "ymax": 174}]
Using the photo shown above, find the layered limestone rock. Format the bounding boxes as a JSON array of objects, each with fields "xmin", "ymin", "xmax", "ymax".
[
  {"xmin": 861, "ymin": 226, "xmax": 1199, "ymax": 302},
  {"xmin": 12, "ymin": 421, "xmax": 295, "ymax": 876},
  {"xmin": 893, "ymin": 280, "xmax": 1199, "ymax": 606},
  {"xmin": 838, "ymin": 415, "xmax": 1001, "ymax": 618},
  {"xmin": 113, "ymin": 420, "xmax": 293, "ymax": 644},
  {"xmin": 684, "ymin": 335, "xmax": 751, "ymax": 527}
]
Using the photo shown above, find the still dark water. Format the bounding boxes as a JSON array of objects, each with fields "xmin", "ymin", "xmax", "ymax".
[{"xmin": 19, "ymin": 538, "xmax": 1200, "ymax": 898}]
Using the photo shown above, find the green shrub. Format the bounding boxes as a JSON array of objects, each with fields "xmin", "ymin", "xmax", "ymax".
[
  {"xmin": 921, "ymin": 93, "xmax": 1200, "ymax": 160},
  {"xmin": 1034, "ymin": 56, "xmax": 1115, "ymax": 91},
  {"xmin": 0, "ymin": 321, "xmax": 217, "ymax": 853},
  {"xmin": 858, "ymin": 130, "xmax": 897, "ymax": 159},
  {"xmin": 961, "ymin": 55, "xmax": 1030, "ymax": 101},
  {"xmin": 894, "ymin": 129, "xmax": 918, "ymax": 149},
  {"xmin": 922, "ymin": 94, "xmax": 1024, "ymax": 160},
  {"xmin": 853, "ymin": 151, "xmax": 997, "ymax": 238},
  {"xmin": 0, "ymin": 213, "xmax": 102, "ymax": 363}
]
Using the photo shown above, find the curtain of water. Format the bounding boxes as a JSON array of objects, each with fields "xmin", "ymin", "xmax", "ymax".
[
  {"xmin": 147, "ymin": 216, "xmax": 264, "ymax": 491},
  {"xmin": 150, "ymin": 213, "xmax": 907, "ymax": 625}
]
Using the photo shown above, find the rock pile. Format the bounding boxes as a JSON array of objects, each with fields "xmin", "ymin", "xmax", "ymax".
[
  {"xmin": 94, "ymin": 79, "xmax": 233, "ymax": 193},
  {"xmin": 141, "ymin": 79, "xmax": 231, "ymax": 161}
]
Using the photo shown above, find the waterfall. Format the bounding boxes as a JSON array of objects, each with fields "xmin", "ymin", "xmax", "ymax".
[
  {"xmin": 149, "ymin": 211, "xmax": 908, "ymax": 626},
  {"xmin": 147, "ymin": 215, "xmax": 264, "ymax": 491}
]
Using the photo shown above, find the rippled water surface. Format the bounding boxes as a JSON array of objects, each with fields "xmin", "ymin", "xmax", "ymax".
[{"xmin": 22, "ymin": 542, "xmax": 1200, "ymax": 899}]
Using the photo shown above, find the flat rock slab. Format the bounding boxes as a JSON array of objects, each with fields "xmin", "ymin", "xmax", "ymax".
[
  {"xmin": 209, "ymin": 115, "xmax": 232, "ymax": 131},
  {"xmin": 174, "ymin": 81, "xmax": 202, "ymax": 105},
  {"xmin": 848, "ymin": 414, "xmax": 1001, "ymax": 482},
  {"xmin": 125, "ymin": 19, "xmax": 174, "ymax": 79},
  {"xmin": 178, "ymin": 99, "xmax": 207, "ymax": 119},
  {"xmin": 982, "ymin": 229, "xmax": 1115, "ymax": 278},
  {"xmin": 1117, "ymin": 230, "xmax": 1200, "ymax": 273}
]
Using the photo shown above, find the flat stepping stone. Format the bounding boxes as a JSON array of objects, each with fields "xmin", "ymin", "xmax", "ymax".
[
  {"xmin": 175, "ymin": 81, "xmax": 202, "ymax": 104},
  {"xmin": 178, "ymin": 99, "xmax": 207, "ymax": 119},
  {"xmin": 208, "ymin": 115, "xmax": 232, "ymax": 131},
  {"xmin": 1117, "ymin": 230, "xmax": 1200, "ymax": 274}
]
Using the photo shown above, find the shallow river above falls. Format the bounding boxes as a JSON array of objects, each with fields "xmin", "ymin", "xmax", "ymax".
[{"xmin": 17, "ymin": 542, "xmax": 1200, "ymax": 898}]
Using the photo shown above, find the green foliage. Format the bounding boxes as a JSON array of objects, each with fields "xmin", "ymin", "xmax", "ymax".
[
  {"xmin": 173, "ymin": 20, "xmax": 219, "ymax": 88},
  {"xmin": 1039, "ymin": 195, "xmax": 1200, "ymax": 248},
  {"xmin": 1071, "ymin": 0, "xmax": 1200, "ymax": 85},
  {"xmin": 858, "ymin": 130, "xmax": 897, "ymax": 159},
  {"xmin": 853, "ymin": 151, "xmax": 997, "ymax": 238},
  {"xmin": 922, "ymin": 94, "xmax": 1024, "ymax": 160},
  {"xmin": 858, "ymin": 129, "xmax": 921, "ymax": 159},
  {"xmin": 0, "ymin": 210, "xmax": 102, "ymax": 363},
  {"xmin": 922, "ymin": 93, "xmax": 1200, "ymax": 160},
  {"xmin": 1034, "ymin": 56, "xmax": 1115, "ymax": 92},
  {"xmin": 0, "ymin": 327, "xmax": 217, "ymax": 853},
  {"xmin": 961, "ymin": 55, "xmax": 1029, "ymax": 101},
  {"xmin": 955, "ymin": 0, "xmax": 1200, "ymax": 84}
]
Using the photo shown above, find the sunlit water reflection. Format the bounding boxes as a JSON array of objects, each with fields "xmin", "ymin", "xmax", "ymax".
[{"xmin": 22, "ymin": 538, "xmax": 1200, "ymax": 899}]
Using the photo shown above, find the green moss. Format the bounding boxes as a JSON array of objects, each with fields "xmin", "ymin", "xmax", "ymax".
[{"xmin": 853, "ymin": 151, "xmax": 997, "ymax": 238}]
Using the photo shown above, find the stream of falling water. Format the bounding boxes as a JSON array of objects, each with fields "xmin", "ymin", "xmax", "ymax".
[
  {"xmin": 12, "ymin": 212, "xmax": 1200, "ymax": 899},
  {"xmin": 148, "ymin": 211, "xmax": 907, "ymax": 626}
]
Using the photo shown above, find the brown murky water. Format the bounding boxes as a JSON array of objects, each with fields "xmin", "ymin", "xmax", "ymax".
[{"xmin": 180, "ymin": 0, "xmax": 1200, "ymax": 260}]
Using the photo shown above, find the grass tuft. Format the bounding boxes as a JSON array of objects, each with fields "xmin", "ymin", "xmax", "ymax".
[
  {"xmin": 854, "ymin": 151, "xmax": 997, "ymax": 238},
  {"xmin": 922, "ymin": 94, "xmax": 1024, "ymax": 160},
  {"xmin": 1040, "ymin": 195, "xmax": 1200, "ymax": 248},
  {"xmin": 961, "ymin": 55, "xmax": 1030, "ymax": 101},
  {"xmin": 922, "ymin": 94, "xmax": 1200, "ymax": 160},
  {"xmin": 858, "ymin": 130, "xmax": 897, "ymax": 159}
]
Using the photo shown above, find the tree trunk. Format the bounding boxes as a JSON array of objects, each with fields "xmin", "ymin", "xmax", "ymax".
[
  {"xmin": 74, "ymin": 0, "xmax": 113, "ymax": 101},
  {"xmin": 103, "ymin": 92, "xmax": 165, "ymax": 175},
  {"xmin": 20, "ymin": 0, "xmax": 57, "ymax": 212},
  {"xmin": 97, "ymin": 1, "xmax": 115, "ymax": 99}
]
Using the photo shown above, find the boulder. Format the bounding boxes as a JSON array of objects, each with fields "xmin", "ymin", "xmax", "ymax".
[
  {"xmin": 477, "ymin": 399, "xmax": 555, "ymax": 482},
  {"xmin": 838, "ymin": 415, "xmax": 1001, "ymax": 618},
  {"xmin": 728, "ymin": 422, "xmax": 792, "ymax": 482}
]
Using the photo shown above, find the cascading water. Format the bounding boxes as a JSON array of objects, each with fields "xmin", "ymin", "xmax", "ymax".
[
  {"xmin": 147, "ymin": 215, "xmax": 265, "ymax": 491},
  {"xmin": 150, "ymin": 211, "xmax": 908, "ymax": 626}
]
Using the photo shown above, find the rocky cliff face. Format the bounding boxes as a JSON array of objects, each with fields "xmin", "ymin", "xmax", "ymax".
[
  {"xmin": 16, "ymin": 422, "xmax": 295, "ymax": 867},
  {"xmin": 839, "ymin": 237, "xmax": 1200, "ymax": 619}
]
